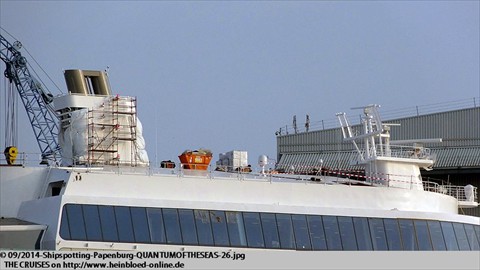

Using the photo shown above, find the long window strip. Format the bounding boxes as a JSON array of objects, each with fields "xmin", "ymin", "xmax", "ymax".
[{"xmin": 59, "ymin": 204, "xmax": 475, "ymax": 251}]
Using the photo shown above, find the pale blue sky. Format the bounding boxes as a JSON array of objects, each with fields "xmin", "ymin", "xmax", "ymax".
[{"xmin": 1, "ymin": 1, "xmax": 479, "ymax": 167}]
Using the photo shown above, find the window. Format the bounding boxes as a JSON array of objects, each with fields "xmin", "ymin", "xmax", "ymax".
[
  {"xmin": 398, "ymin": 219, "xmax": 418, "ymax": 250},
  {"xmin": 131, "ymin": 207, "xmax": 150, "ymax": 243},
  {"xmin": 292, "ymin": 215, "xmax": 312, "ymax": 250},
  {"xmin": 276, "ymin": 214, "xmax": 295, "ymax": 249},
  {"xmin": 98, "ymin": 205, "xmax": 118, "ymax": 242},
  {"xmin": 463, "ymin": 224, "xmax": 480, "ymax": 250},
  {"xmin": 66, "ymin": 204, "xmax": 86, "ymax": 240},
  {"xmin": 353, "ymin": 217, "xmax": 373, "ymax": 250},
  {"xmin": 307, "ymin": 215, "xmax": 327, "ymax": 250},
  {"xmin": 146, "ymin": 208, "xmax": 166, "ymax": 244},
  {"xmin": 369, "ymin": 218, "xmax": 388, "ymax": 250},
  {"xmin": 337, "ymin": 216, "xmax": 357, "ymax": 250},
  {"xmin": 452, "ymin": 223, "xmax": 471, "ymax": 250},
  {"xmin": 178, "ymin": 209, "xmax": 198, "ymax": 245},
  {"xmin": 427, "ymin": 221, "xmax": 446, "ymax": 251},
  {"xmin": 440, "ymin": 222, "xmax": 458, "ymax": 251},
  {"xmin": 323, "ymin": 216, "xmax": 342, "ymax": 250},
  {"xmin": 83, "ymin": 205, "xmax": 102, "ymax": 241},
  {"xmin": 414, "ymin": 220, "xmax": 432, "ymax": 250},
  {"xmin": 210, "ymin": 211, "xmax": 229, "ymax": 246},
  {"xmin": 226, "ymin": 211, "xmax": 247, "ymax": 247},
  {"xmin": 162, "ymin": 208, "xmax": 182, "ymax": 244},
  {"xmin": 59, "ymin": 206, "xmax": 71, "ymax": 239},
  {"xmin": 244, "ymin": 212, "xmax": 265, "ymax": 248},
  {"xmin": 194, "ymin": 210, "xmax": 214, "ymax": 246},
  {"xmin": 114, "ymin": 206, "xmax": 134, "ymax": 242},
  {"xmin": 475, "ymin": 225, "xmax": 480, "ymax": 243},
  {"xmin": 260, "ymin": 213, "xmax": 280, "ymax": 248},
  {"xmin": 383, "ymin": 219, "xmax": 402, "ymax": 250}
]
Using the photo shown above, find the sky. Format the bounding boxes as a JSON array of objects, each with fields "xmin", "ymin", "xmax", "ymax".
[{"xmin": 1, "ymin": 1, "xmax": 479, "ymax": 169}]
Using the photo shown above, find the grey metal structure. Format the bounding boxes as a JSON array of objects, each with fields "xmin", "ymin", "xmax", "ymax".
[
  {"xmin": 276, "ymin": 106, "xmax": 480, "ymax": 216},
  {"xmin": 0, "ymin": 34, "xmax": 61, "ymax": 164}
]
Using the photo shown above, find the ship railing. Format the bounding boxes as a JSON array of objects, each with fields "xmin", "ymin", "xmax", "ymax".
[
  {"xmin": 356, "ymin": 145, "xmax": 432, "ymax": 160},
  {"xmin": 0, "ymin": 152, "xmax": 44, "ymax": 166},
  {"xmin": 422, "ymin": 180, "xmax": 478, "ymax": 203}
]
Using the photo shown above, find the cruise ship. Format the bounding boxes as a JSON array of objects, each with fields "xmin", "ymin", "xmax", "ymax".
[{"xmin": 0, "ymin": 34, "xmax": 479, "ymax": 252}]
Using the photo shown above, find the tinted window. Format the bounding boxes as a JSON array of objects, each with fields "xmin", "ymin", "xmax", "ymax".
[
  {"xmin": 83, "ymin": 205, "xmax": 102, "ymax": 241},
  {"xmin": 307, "ymin": 215, "xmax": 327, "ymax": 250},
  {"xmin": 210, "ymin": 211, "xmax": 229, "ymax": 246},
  {"xmin": 292, "ymin": 215, "xmax": 312, "ymax": 250},
  {"xmin": 146, "ymin": 208, "xmax": 166, "ymax": 243},
  {"xmin": 427, "ymin": 221, "xmax": 446, "ymax": 251},
  {"xmin": 163, "ymin": 208, "xmax": 182, "ymax": 244},
  {"xmin": 323, "ymin": 216, "xmax": 342, "ymax": 250},
  {"xmin": 260, "ymin": 213, "xmax": 280, "ymax": 248},
  {"xmin": 178, "ymin": 209, "xmax": 198, "ymax": 245},
  {"xmin": 398, "ymin": 219, "xmax": 418, "ymax": 250},
  {"xmin": 194, "ymin": 210, "xmax": 214, "ymax": 246},
  {"xmin": 453, "ymin": 223, "xmax": 470, "ymax": 250},
  {"xmin": 369, "ymin": 218, "xmax": 388, "ymax": 250},
  {"xmin": 383, "ymin": 219, "xmax": 402, "ymax": 250},
  {"xmin": 59, "ymin": 206, "xmax": 71, "ymax": 239},
  {"xmin": 131, "ymin": 207, "xmax": 150, "ymax": 243},
  {"xmin": 98, "ymin": 205, "xmax": 118, "ymax": 242},
  {"xmin": 276, "ymin": 214, "xmax": 295, "ymax": 249},
  {"xmin": 337, "ymin": 216, "xmax": 357, "ymax": 250},
  {"xmin": 66, "ymin": 204, "xmax": 86, "ymax": 240},
  {"xmin": 353, "ymin": 217, "xmax": 373, "ymax": 250},
  {"xmin": 475, "ymin": 225, "xmax": 480, "ymax": 243},
  {"xmin": 226, "ymin": 211, "xmax": 247, "ymax": 247},
  {"xmin": 244, "ymin": 212, "xmax": 265, "ymax": 248},
  {"xmin": 441, "ymin": 221, "xmax": 458, "ymax": 251},
  {"xmin": 115, "ymin": 206, "xmax": 134, "ymax": 242},
  {"xmin": 414, "ymin": 220, "xmax": 432, "ymax": 250},
  {"xmin": 464, "ymin": 224, "xmax": 480, "ymax": 250}
]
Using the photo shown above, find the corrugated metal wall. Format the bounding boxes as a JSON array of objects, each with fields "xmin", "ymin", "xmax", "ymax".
[{"xmin": 276, "ymin": 107, "xmax": 480, "ymax": 217}]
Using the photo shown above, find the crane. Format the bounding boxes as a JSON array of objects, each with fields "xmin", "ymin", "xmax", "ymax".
[{"xmin": 0, "ymin": 33, "xmax": 61, "ymax": 164}]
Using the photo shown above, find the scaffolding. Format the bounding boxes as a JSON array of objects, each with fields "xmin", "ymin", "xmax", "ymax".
[{"xmin": 87, "ymin": 96, "xmax": 138, "ymax": 166}]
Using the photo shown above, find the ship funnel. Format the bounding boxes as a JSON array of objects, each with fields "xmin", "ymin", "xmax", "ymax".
[{"xmin": 64, "ymin": 69, "xmax": 111, "ymax": 96}]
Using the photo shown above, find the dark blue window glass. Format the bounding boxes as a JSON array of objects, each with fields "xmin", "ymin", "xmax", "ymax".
[
  {"xmin": 453, "ymin": 223, "xmax": 471, "ymax": 250},
  {"xmin": 323, "ymin": 216, "xmax": 342, "ymax": 250},
  {"xmin": 353, "ymin": 217, "xmax": 373, "ymax": 250},
  {"xmin": 114, "ymin": 206, "xmax": 134, "ymax": 242},
  {"xmin": 307, "ymin": 215, "xmax": 327, "ymax": 250},
  {"xmin": 178, "ymin": 209, "xmax": 198, "ymax": 245},
  {"xmin": 414, "ymin": 220, "xmax": 432, "ymax": 250},
  {"xmin": 244, "ymin": 212, "xmax": 265, "ymax": 248},
  {"xmin": 260, "ymin": 213, "xmax": 280, "ymax": 248},
  {"xmin": 276, "ymin": 214, "xmax": 295, "ymax": 249},
  {"xmin": 398, "ymin": 219, "xmax": 418, "ymax": 250},
  {"xmin": 292, "ymin": 215, "xmax": 312, "ymax": 250},
  {"xmin": 194, "ymin": 210, "xmax": 214, "ymax": 246},
  {"xmin": 369, "ymin": 218, "xmax": 388, "ymax": 250},
  {"xmin": 383, "ymin": 219, "xmax": 402, "ymax": 250},
  {"xmin": 226, "ymin": 211, "xmax": 247, "ymax": 247},
  {"xmin": 441, "ymin": 222, "xmax": 459, "ymax": 250},
  {"xmin": 83, "ymin": 205, "xmax": 102, "ymax": 241},
  {"xmin": 130, "ymin": 207, "xmax": 150, "ymax": 243},
  {"xmin": 464, "ymin": 224, "xmax": 480, "ymax": 250},
  {"xmin": 98, "ymin": 205, "xmax": 118, "ymax": 242},
  {"xmin": 146, "ymin": 208, "xmax": 166, "ymax": 244},
  {"xmin": 338, "ymin": 216, "xmax": 357, "ymax": 250},
  {"xmin": 59, "ymin": 206, "xmax": 71, "ymax": 239},
  {"xmin": 475, "ymin": 225, "xmax": 480, "ymax": 243},
  {"xmin": 210, "ymin": 211, "xmax": 229, "ymax": 246},
  {"xmin": 66, "ymin": 204, "xmax": 86, "ymax": 240},
  {"xmin": 427, "ymin": 221, "xmax": 446, "ymax": 251},
  {"xmin": 163, "ymin": 208, "xmax": 182, "ymax": 244}
]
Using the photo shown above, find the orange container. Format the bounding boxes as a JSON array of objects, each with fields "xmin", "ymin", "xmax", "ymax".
[{"xmin": 179, "ymin": 151, "xmax": 212, "ymax": 170}]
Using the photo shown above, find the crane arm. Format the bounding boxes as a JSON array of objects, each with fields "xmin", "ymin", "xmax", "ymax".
[{"xmin": 1, "ymin": 34, "xmax": 61, "ymax": 164}]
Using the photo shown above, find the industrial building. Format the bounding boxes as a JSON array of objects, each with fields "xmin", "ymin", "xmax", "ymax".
[{"xmin": 276, "ymin": 101, "xmax": 480, "ymax": 217}]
